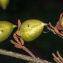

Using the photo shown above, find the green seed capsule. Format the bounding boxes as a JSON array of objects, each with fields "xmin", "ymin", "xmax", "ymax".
[
  {"xmin": 0, "ymin": 0, "xmax": 9, "ymax": 9},
  {"xmin": 60, "ymin": 16, "xmax": 63, "ymax": 27},
  {"xmin": 20, "ymin": 19, "xmax": 47, "ymax": 42},
  {"xmin": 0, "ymin": 21, "xmax": 16, "ymax": 42}
]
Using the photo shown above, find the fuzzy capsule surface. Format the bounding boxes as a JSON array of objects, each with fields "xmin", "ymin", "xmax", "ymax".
[
  {"xmin": 0, "ymin": 21, "xmax": 16, "ymax": 42},
  {"xmin": 20, "ymin": 19, "xmax": 47, "ymax": 42}
]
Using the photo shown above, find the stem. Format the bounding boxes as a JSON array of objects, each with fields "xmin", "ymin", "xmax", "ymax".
[
  {"xmin": 52, "ymin": 51, "xmax": 63, "ymax": 63},
  {"xmin": 11, "ymin": 40, "xmax": 36, "ymax": 58},
  {"xmin": 0, "ymin": 49, "xmax": 51, "ymax": 63},
  {"xmin": 22, "ymin": 46, "xmax": 36, "ymax": 58}
]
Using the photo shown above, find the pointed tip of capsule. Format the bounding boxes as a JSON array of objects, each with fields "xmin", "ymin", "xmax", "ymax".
[
  {"xmin": 2, "ymin": 6, "xmax": 6, "ymax": 10},
  {"xmin": 41, "ymin": 22, "xmax": 47, "ymax": 27},
  {"xmin": 13, "ymin": 25, "xmax": 17, "ymax": 28},
  {"xmin": 41, "ymin": 22, "xmax": 49, "ymax": 33}
]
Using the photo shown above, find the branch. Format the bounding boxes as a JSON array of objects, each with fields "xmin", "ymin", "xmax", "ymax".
[
  {"xmin": 52, "ymin": 51, "xmax": 63, "ymax": 63},
  {"xmin": 0, "ymin": 49, "xmax": 52, "ymax": 63}
]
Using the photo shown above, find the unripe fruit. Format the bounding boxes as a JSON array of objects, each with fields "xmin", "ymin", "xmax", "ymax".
[
  {"xmin": 0, "ymin": 21, "xmax": 16, "ymax": 42},
  {"xmin": 20, "ymin": 19, "xmax": 47, "ymax": 42},
  {"xmin": 60, "ymin": 16, "xmax": 63, "ymax": 27},
  {"xmin": 0, "ymin": 0, "xmax": 9, "ymax": 9}
]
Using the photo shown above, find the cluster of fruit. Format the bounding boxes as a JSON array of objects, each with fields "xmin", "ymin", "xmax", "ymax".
[
  {"xmin": 0, "ymin": 19, "xmax": 47, "ymax": 42},
  {"xmin": 0, "ymin": 12, "xmax": 63, "ymax": 43}
]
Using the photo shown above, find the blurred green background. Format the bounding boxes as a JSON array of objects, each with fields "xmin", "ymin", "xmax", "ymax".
[{"xmin": 0, "ymin": 0, "xmax": 63, "ymax": 63}]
